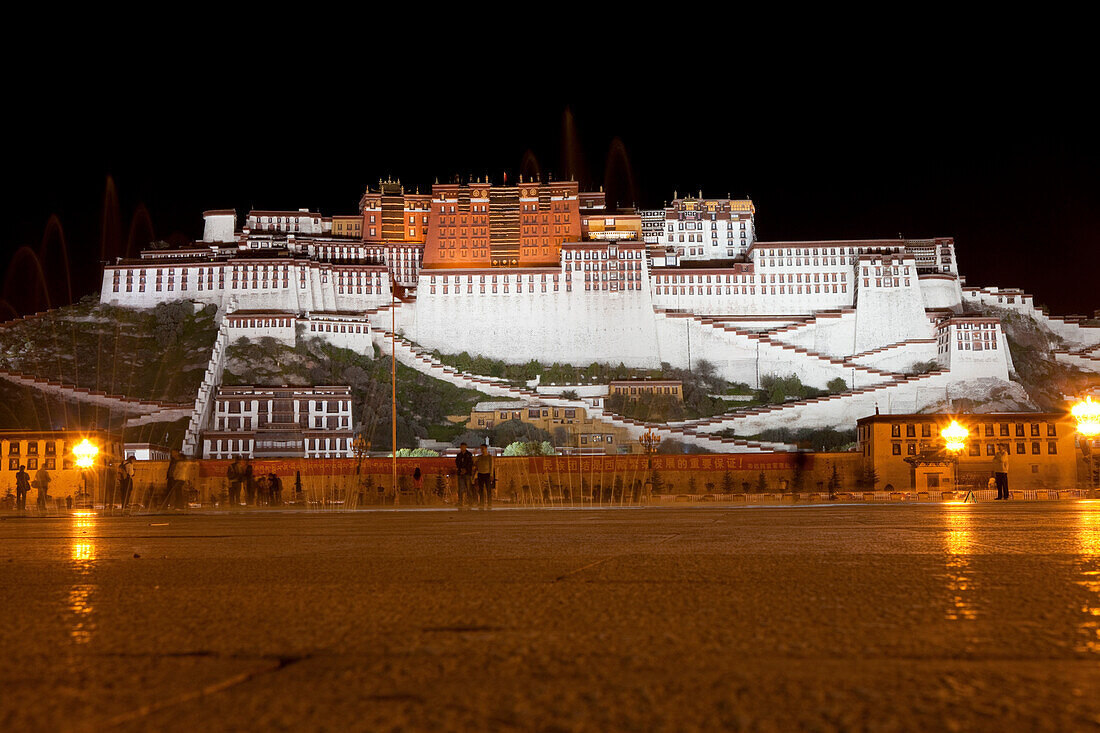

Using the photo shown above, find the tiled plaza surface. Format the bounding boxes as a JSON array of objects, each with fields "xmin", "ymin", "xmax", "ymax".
[{"xmin": 3, "ymin": 504, "xmax": 1100, "ymax": 731}]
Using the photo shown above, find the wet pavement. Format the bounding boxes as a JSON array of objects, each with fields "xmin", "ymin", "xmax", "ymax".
[{"xmin": 3, "ymin": 503, "xmax": 1100, "ymax": 731}]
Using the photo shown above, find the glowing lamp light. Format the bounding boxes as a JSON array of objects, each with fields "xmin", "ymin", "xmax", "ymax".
[
  {"xmin": 941, "ymin": 420, "xmax": 969, "ymax": 453},
  {"xmin": 73, "ymin": 439, "xmax": 98, "ymax": 469},
  {"xmin": 1073, "ymin": 396, "xmax": 1100, "ymax": 438}
]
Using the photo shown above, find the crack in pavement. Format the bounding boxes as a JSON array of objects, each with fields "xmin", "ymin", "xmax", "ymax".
[{"xmin": 91, "ymin": 653, "xmax": 310, "ymax": 729}]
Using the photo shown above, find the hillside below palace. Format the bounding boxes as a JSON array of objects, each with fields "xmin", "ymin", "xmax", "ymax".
[{"xmin": 98, "ymin": 177, "xmax": 1100, "ymax": 456}]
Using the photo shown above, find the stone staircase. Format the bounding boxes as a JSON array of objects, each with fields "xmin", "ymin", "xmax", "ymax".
[
  {"xmin": 671, "ymin": 368, "xmax": 953, "ymax": 436},
  {"xmin": 657, "ymin": 309, "xmax": 900, "ymax": 388},
  {"xmin": 0, "ymin": 367, "xmax": 189, "ymax": 416},
  {"xmin": 182, "ymin": 315, "xmax": 230, "ymax": 457},
  {"xmin": 123, "ymin": 406, "xmax": 194, "ymax": 428},
  {"xmin": 764, "ymin": 308, "xmax": 855, "ymax": 343},
  {"xmin": 1053, "ymin": 344, "xmax": 1100, "ymax": 374},
  {"xmin": 368, "ymin": 329, "xmax": 797, "ymax": 453}
]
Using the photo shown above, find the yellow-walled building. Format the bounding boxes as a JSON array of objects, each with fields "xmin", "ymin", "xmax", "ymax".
[
  {"xmin": 464, "ymin": 401, "xmax": 638, "ymax": 454},
  {"xmin": 857, "ymin": 413, "xmax": 1080, "ymax": 492},
  {"xmin": 1, "ymin": 430, "xmax": 125, "ymax": 502},
  {"xmin": 330, "ymin": 215, "xmax": 363, "ymax": 239}
]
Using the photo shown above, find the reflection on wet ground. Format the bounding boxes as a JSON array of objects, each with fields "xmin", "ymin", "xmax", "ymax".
[
  {"xmin": 3, "ymin": 503, "xmax": 1100, "ymax": 730},
  {"xmin": 67, "ymin": 510, "xmax": 96, "ymax": 644},
  {"xmin": 1076, "ymin": 502, "xmax": 1100, "ymax": 653},
  {"xmin": 943, "ymin": 503, "xmax": 979, "ymax": 621}
]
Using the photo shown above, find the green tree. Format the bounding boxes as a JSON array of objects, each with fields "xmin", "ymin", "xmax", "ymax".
[
  {"xmin": 826, "ymin": 377, "xmax": 848, "ymax": 393},
  {"xmin": 721, "ymin": 470, "xmax": 735, "ymax": 494},
  {"xmin": 756, "ymin": 471, "xmax": 768, "ymax": 494},
  {"xmin": 857, "ymin": 464, "xmax": 880, "ymax": 490},
  {"xmin": 827, "ymin": 464, "xmax": 841, "ymax": 499}
]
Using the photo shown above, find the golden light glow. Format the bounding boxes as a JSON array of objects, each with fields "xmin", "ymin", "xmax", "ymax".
[
  {"xmin": 941, "ymin": 420, "xmax": 969, "ymax": 453},
  {"xmin": 1072, "ymin": 396, "xmax": 1100, "ymax": 437},
  {"xmin": 73, "ymin": 439, "xmax": 98, "ymax": 469}
]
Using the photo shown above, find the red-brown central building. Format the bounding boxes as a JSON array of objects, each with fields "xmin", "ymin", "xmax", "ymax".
[{"xmin": 423, "ymin": 179, "xmax": 583, "ymax": 269}]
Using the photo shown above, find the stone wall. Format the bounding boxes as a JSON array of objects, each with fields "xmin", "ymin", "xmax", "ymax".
[{"xmin": 410, "ymin": 285, "xmax": 663, "ymax": 368}]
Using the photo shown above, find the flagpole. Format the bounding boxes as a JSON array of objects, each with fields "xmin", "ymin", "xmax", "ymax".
[{"xmin": 391, "ymin": 265, "xmax": 397, "ymax": 500}]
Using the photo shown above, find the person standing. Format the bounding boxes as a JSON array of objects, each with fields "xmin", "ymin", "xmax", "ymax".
[
  {"xmin": 15, "ymin": 465, "xmax": 30, "ymax": 511},
  {"xmin": 227, "ymin": 457, "xmax": 244, "ymax": 508},
  {"xmin": 244, "ymin": 459, "xmax": 256, "ymax": 506},
  {"xmin": 412, "ymin": 466, "xmax": 424, "ymax": 505},
  {"xmin": 34, "ymin": 464, "xmax": 51, "ymax": 512},
  {"xmin": 993, "ymin": 446, "xmax": 1010, "ymax": 500},
  {"xmin": 455, "ymin": 443, "xmax": 474, "ymax": 510},
  {"xmin": 269, "ymin": 473, "xmax": 282, "ymax": 506},
  {"xmin": 103, "ymin": 462, "xmax": 116, "ymax": 510},
  {"xmin": 163, "ymin": 450, "xmax": 179, "ymax": 510},
  {"xmin": 119, "ymin": 456, "xmax": 136, "ymax": 510},
  {"xmin": 475, "ymin": 444, "xmax": 494, "ymax": 510}
]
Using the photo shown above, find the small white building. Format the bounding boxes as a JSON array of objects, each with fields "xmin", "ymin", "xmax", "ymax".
[
  {"xmin": 202, "ymin": 385, "xmax": 355, "ymax": 459},
  {"xmin": 661, "ymin": 195, "xmax": 756, "ymax": 261},
  {"xmin": 245, "ymin": 209, "xmax": 327, "ymax": 235},
  {"xmin": 935, "ymin": 316, "xmax": 1011, "ymax": 380},
  {"xmin": 124, "ymin": 443, "xmax": 171, "ymax": 461}
]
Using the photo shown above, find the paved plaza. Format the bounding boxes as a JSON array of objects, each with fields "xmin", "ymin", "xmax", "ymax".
[{"xmin": 3, "ymin": 503, "xmax": 1100, "ymax": 731}]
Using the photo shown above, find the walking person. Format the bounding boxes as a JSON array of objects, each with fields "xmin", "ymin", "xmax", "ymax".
[
  {"xmin": 165, "ymin": 450, "xmax": 191, "ymax": 510},
  {"xmin": 993, "ymin": 446, "xmax": 1010, "ymax": 500},
  {"xmin": 15, "ymin": 464, "xmax": 30, "ymax": 511},
  {"xmin": 163, "ymin": 450, "xmax": 179, "ymax": 510},
  {"xmin": 455, "ymin": 443, "xmax": 474, "ymax": 510},
  {"xmin": 475, "ymin": 444, "xmax": 494, "ymax": 510},
  {"xmin": 412, "ymin": 466, "xmax": 424, "ymax": 505},
  {"xmin": 119, "ymin": 456, "xmax": 136, "ymax": 510},
  {"xmin": 34, "ymin": 464, "xmax": 51, "ymax": 512}
]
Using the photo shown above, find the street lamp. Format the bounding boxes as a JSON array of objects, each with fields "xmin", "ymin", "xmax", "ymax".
[
  {"xmin": 638, "ymin": 427, "xmax": 661, "ymax": 466},
  {"xmin": 72, "ymin": 439, "xmax": 99, "ymax": 509},
  {"xmin": 1073, "ymin": 396, "xmax": 1100, "ymax": 489},
  {"xmin": 638, "ymin": 428, "xmax": 661, "ymax": 504},
  {"xmin": 941, "ymin": 420, "xmax": 971, "ymax": 502},
  {"xmin": 1073, "ymin": 396, "xmax": 1100, "ymax": 438}
]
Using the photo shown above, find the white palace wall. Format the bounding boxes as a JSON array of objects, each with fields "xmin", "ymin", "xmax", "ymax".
[
  {"xmin": 100, "ymin": 261, "xmax": 392, "ymax": 314},
  {"xmin": 918, "ymin": 275, "xmax": 963, "ymax": 310},
  {"xmin": 410, "ymin": 279, "xmax": 662, "ymax": 368},
  {"xmin": 853, "ymin": 260, "xmax": 933, "ymax": 353}
]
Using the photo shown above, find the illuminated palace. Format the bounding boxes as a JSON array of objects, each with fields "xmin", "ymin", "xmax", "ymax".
[{"xmin": 99, "ymin": 176, "xmax": 1100, "ymax": 456}]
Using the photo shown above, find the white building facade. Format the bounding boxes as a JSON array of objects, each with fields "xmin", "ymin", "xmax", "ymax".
[{"xmin": 202, "ymin": 385, "xmax": 355, "ymax": 459}]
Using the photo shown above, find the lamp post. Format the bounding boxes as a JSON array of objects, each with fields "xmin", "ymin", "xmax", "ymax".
[
  {"xmin": 639, "ymin": 427, "xmax": 661, "ymax": 503},
  {"xmin": 941, "ymin": 420, "xmax": 970, "ymax": 502},
  {"xmin": 1073, "ymin": 396, "xmax": 1100, "ymax": 489},
  {"xmin": 72, "ymin": 439, "xmax": 99, "ymax": 510}
]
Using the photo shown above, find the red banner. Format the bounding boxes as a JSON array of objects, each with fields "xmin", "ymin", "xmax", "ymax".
[
  {"xmin": 198, "ymin": 457, "xmax": 454, "ymax": 478},
  {"xmin": 526, "ymin": 454, "xmax": 810, "ymax": 473},
  {"xmin": 196, "ymin": 453, "xmax": 809, "ymax": 478}
]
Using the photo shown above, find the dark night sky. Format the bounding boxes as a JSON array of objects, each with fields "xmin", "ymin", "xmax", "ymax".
[{"xmin": 3, "ymin": 32, "xmax": 1096, "ymax": 318}]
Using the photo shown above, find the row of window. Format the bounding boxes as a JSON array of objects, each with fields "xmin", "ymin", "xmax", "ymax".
[
  {"xmin": 656, "ymin": 284, "xmax": 848, "ymax": 296},
  {"xmin": 6, "ymin": 440, "xmax": 58, "ymax": 456},
  {"xmin": 890, "ymin": 441, "xmax": 1058, "ymax": 456},
  {"xmin": 890, "ymin": 422, "xmax": 1057, "ymax": 438},
  {"xmin": 6, "ymin": 457, "xmax": 66, "ymax": 471},
  {"xmin": 668, "ymin": 221, "xmax": 749, "ymax": 230},
  {"xmin": 563, "ymin": 249, "xmax": 643, "ymax": 260},
  {"xmin": 217, "ymin": 400, "xmax": 349, "ymax": 413}
]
